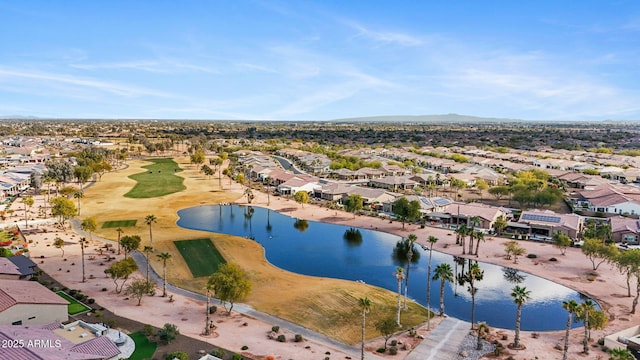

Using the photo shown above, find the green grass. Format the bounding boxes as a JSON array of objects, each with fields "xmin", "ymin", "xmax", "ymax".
[
  {"xmin": 124, "ymin": 158, "xmax": 186, "ymax": 198},
  {"xmin": 101, "ymin": 219, "xmax": 137, "ymax": 229},
  {"xmin": 127, "ymin": 332, "xmax": 157, "ymax": 360},
  {"xmin": 56, "ymin": 291, "xmax": 92, "ymax": 315},
  {"xmin": 174, "ymin": 238, "xmax": 226, "ymax": 277}
]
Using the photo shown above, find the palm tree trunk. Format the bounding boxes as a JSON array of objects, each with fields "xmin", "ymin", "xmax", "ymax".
[
  {"xmin": 361, "ymin": 309, "xmax": 366, "ymax": 360},
  {"xmin": 583, "ymin": 310, "xmax": 589, "ymax": 354},
  {"xmin": 205, "ymin": 290, "xmax": 211, "ymax": 335},
  {"xmin": 426, "ymin": 249, "xmax": 433, "ymax": 328},
  {"xmin": 468, "ymin": 235, "xmax": 474, "ymax": 255},
  {"xmin": 162, "ymin": 261, "xmax": 167, "ymax": 297},
  {"xmin": 514, "ymin": 304, "xmax": 521, "ymax": 348},
  {"xmin": 563, "ymin": 313, "xmax": 572, "ymax": 360},
  {"xmin": 439, "ymin": 280, "xmax": 445, "ymax": 316},
  {"xmin": 396, "ymin": 278, "xmax": 402, "ymax": 327}
]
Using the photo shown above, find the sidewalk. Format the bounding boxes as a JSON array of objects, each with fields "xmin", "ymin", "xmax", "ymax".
[{"xmin": 405, "ymin": 317, "xmax": 469, "ymax": 360}]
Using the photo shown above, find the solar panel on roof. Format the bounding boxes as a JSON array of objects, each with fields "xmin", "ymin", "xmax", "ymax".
[
  {"xmin": 434, "ymin": 198, "xmax": 450, "ymax": 205},
  {"xmin": 521, "ymin": 213, "xmax": 561, "ymax": 223}
]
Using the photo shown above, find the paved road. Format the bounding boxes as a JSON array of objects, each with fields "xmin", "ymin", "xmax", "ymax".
[{"xmin": 406, "ymin": 317, "xmax": 469, "ymax": 360}]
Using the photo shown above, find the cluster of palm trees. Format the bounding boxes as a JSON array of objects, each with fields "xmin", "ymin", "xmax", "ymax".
[{"xmin": 454, "ymin": 217, "xmax": 486, "ymax": 257}]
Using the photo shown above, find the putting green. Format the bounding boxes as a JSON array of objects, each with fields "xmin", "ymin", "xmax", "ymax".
[
  {"xmin": 174, "ymin": 238, "xmax": 226, "ymax": 277},
  {"xmin": 125, "ymin": 158, "xmax": 185, "ymax": 198},
  {"xmin": 101, "ymin": 220, "xmax": 137, "ymax": 228}
]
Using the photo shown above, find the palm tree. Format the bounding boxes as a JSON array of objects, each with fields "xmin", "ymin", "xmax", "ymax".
[
  {"xmin": 156, "ymin": 252, "xmax": 172, "ymax": 297},
  {"xmin": 79, "ymin": 237, "xmax": 87, "ymax": 283},
  {"xmin": 576, "ymin": 299, "xmax": 596, "ymax": 354},
  {"xmin": 145, "ymin": 214, "xmax": 157, "ymax": 246},
  {"xmin": 403, "ymin": 234, "xmax": 417, "ymax": 309},
  {"xmin": 474, "ymin": 231, "xmax": 485, "ymax": 257},
  {"xmin": 116, "ymin": 227, "xmax": 124, "ymax": 255},
  {"xmin": 204, "ymin": 283, "xmax": 214, "ymax": 336},
  {"xmin": 510, "ymin": 285, "xmax": 531, "ymax": 349},
  {"xmin": 562, "ymin": 299, "xmax": 579, "ymax": 360},
  {"xmin": 22, "ymin": 195, "xmax": 34, "ymax": 229},
  {"xmin": 456, "ymin": 224, "xmax": 470, "ymax": 255},
  {"xmin": 358, "ymin": 297, "xmax": 372, "ymax": 360},
  {"xmin": 461, "ymin": 262, "xmax": 484, "ymax": 328},
  {"xmin": 394, "ymin": 267, "xmax": 405, "ymax": 327},
  {"xmin": 426, "ymin": 235, "xmax": 438, "ymax": 329},
  {"xmin": 73, "ymin": 190, "xmax": 84, "ymax": 216},
  {"xmin": 433, "ymin": 263, "xmax": 454, "ymax": 316},
  {"xmin": 143, "ymin": 246, "xmax": 154, "ymax": 282}
]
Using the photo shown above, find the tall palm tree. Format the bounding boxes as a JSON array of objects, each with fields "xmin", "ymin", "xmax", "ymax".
[
  {"xmin": 116, "ymin": 227, "xmax": 124, "ymax": 255},
  {"xmin": 403, "ymin": 234, "xmax": 417, "ymax": 309},
  {"xmin": 562, "ymin": 299, "xmax": 579, "ymax": 360},
  {"xmin": 426, "ymin": 235, "xmax": 438, "ymax": 329},
  {"xmin": 73, "ymin": 190, "xmax": 84, "ymax": 216},
  {"xmin": 394, "ymin": 267, "xmax": 405, "ymax": 327},
  {"xmin": 577, "ymin": 299, "xmax": 596, "ymax": 354},
  {"xmin": 156, "ymin": 252, "xmax": 172, "ymax": 297},
  {"xmin": 461, "ymin": 262, "xmax": 484, "ymax": 328},
  {"xmin": 145, "ymin": 214, "xmax": 157, "ymax": 246},
  {"xmin": 358, "ymin": 297, "xmax": 372, "ymax": 360},
  {"xmin": 510, "ymin": 285, "xmax": 531, "ymax": 349},
  {"xmin": 433, "ymin": 263, "xmax": 454, "ymax": 316},
  {"xmin": 143, "ymin": 245, "xmax": 154, "ymax": 282},
  {"xmin": 79, "ymin": 237, "xmax": 87, "ymax": 283},
  {"xmin": 474, "ymin": 231, "xmax": 485, "ymax": 257}
]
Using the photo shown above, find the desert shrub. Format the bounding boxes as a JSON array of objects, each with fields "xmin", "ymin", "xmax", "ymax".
[
  {"xmin": 376, "ymin": 348, "xmax": 386, "ymax": 353},
  {"xmin": 277, "ymin": 334, "xmax": 286, "ymax": 342},
  {"xmin": 527, "ymin": 253, "xmax": 537, "ymax": 259},
  {"xmin": 210, "ymin": 348, "xmax": 225, "ymax": 358},
  {"xmin": 101, "ymin": 287, "xmax": 107, "ymax": 291},
  {"xmin": 390, "ymin": 340, "xmax": 397, "ymax": 346},
  {"xmin": 241, "ymin": 345, "xmax": 248, "ymax": 350},
  {"xmin": 389, "ymin": 346, "xmax": 398, "ymax": 355},
  {"xmin": 165, "ymin": 351, "xmax": 188, "ymax": 360},
  {"xmin": 271, "ymin": 325, "xmax": 280, "ymax": 333},
  {"xmin": 232, "ymin": 354, "xmax": 242, "ymax": 360},
  {"xmin": 143, "ymin": 324, "xmax": 154, "ymax": 336},
  {"xmin": 87, "ymin": 298, "xmax": 95, "ymax": 304},
  {"xmin": 52, "ymin": 286, "xmax": 59, "ymax": 292},
  {"xmin": 325, "ymin": 351, "xmax": 331, "ymax": 355},
  {"xmin": 294, "ymin": 334, "xmax": 304, "ymax": 342},
  {"xmin": 209, "ymin": 305, "xmax": 217, "ymax": 314},
  {"xmin": 549, "ymin": 257, "xmax": 558, "ymax": 262},
  {"xmin": 69, "ymin": 289, "xmax": 78, "ymax": 296}
]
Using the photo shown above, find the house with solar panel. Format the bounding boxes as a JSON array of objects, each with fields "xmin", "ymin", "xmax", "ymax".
[{"xmin": 511, "ymin": 210, "xmax": 584, "ymax": 241}]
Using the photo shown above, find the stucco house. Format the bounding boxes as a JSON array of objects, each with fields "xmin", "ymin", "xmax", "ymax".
[{"xmin": 0, "ymin": 279, "xmax": 69, "ymax": 325}]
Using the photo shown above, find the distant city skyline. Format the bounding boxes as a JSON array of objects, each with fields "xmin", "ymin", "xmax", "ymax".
[{"xmin": 2, "ymin": 1, "xmax": 640, "ymax": 121}]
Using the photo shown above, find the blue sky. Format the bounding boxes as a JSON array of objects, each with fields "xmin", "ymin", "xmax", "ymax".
[{"xmin": 2, "ymin": 1, "xmax": 640, "ymax": 121}]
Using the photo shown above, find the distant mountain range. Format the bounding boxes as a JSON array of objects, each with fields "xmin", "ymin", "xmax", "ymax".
[{"xmin": 330, "ymin": 114, "xmax": 522, "ymax": 123}]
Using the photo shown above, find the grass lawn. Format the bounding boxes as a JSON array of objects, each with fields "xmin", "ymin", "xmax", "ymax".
[
  {"xmin": 127, "ymin": 332, "xmax": 157, "ymax": 360},
  {"xmin": 174, "ymin": 238, "xmax": 226, "ymax": 277},
  {"xmin": 56, "ymin": 291, "xmax": 92, "ymax": 315},
  {"xmin": 125, "ymin": 158, "xmax": 186, "ymax": 198},
  {"xmin": 101, "ymin": 219, "xmax": 137, "ymax": 229}
]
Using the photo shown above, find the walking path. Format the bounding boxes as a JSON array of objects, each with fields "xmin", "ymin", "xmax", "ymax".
[{"xmin": 406, "ymin": 317, "xmax": 469, "ymax": 360}]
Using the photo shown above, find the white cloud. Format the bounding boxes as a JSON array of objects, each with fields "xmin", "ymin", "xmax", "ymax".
[{"xmin": 345, "ymin": 21, "xmax": 423, "ymax": 47}]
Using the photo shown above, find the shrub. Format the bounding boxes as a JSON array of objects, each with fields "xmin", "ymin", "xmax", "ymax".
[
  {"xmin": 277, "ymin": 334, "xmax": 286, "ymax": 342},
  {"xmin": 143, "ymin": 324, "xmax": 154, "ymax": 336},
  {"xmin": 232, "ymin": 354, "xmax": 242, "ymax": 360},
  {"xmin": 209, "ymin": 305, "xmax": 217, "ymax": 314},
  {"xmin": 527, "ymin": 253, "xmax": 537, "ymax": 259},
  {"xmin": 165, "ymin": 351, "xmax": 188, "ymax": 360},
  {"xmin": 101, "ymin": 288, "xmax": 107, "ymax": 291},
  {"xmin": 210, "ymin": 348, "xmax": 225, "ymax": 358},
  {"xmin": 294, "ymin": 334, "xmax": 304, "ymax": 342},
  {"xmin": 87, "ymin": 298, "xmax": 95, "ymax": 304},
  {"xmin": 549, "ymin": 257, "xmax": 558, "ymax": 262},
  {"xmin": 376, "ymin": 348, "xmax": 386, "ymax": 353},
  {"xmin": 325, "ymin": 351, "xmax": 331, "ymax": 355},
  {"xmin": 52, "ymin": 286, "xmax": 59, "ymax": 292},
  {"xmin": 390, "ymin": 340, "xmax": 397, "ymax": 346},
  {"xmin": 69, "ymin": 289, "xmax": 78, "ymax": 296},
  {"xmin": 389, "ymin": 346, "xmax": 398, "ymax": 355},
  {"xmin": 241, "ymin": 345, "xmax": 248, "ymax": 350},
  {"xmin": 271, "ymin": 325, "xmax": 280, "ymax": 333}
]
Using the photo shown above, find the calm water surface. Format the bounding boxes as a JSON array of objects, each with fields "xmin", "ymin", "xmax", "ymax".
[{"xmin": 177, "ymin": 204, "xmax": 592, "ymax": 331}]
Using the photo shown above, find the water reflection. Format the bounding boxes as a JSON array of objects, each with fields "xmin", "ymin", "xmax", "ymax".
[
  {"xmin": 177, "ymin": 204, "xmax": 593, "ymax": 331},
  {"xmin": 343, "ymin": 228, "xmax": 363, "ymax": 247}
]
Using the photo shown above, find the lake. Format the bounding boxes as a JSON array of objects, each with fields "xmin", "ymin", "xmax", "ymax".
[{"xmin": 177, "ymin": 204, "xmax": 592, "ymax": 331}]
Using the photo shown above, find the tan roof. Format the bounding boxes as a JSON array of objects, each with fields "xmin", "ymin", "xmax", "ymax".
[
  {"xmin": 0, "ymin": 279, "xmax": 69, "ymax": 312},
  {"xmin": 0, "ymin": 258, "xmax": 22, "ymax": 276}
]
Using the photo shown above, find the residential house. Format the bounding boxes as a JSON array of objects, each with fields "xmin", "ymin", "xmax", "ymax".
[
  {"xmin": 513, "ymin": 210, "xmax": 584, "ymax": 240},
  {"xmin": 0, "ymin": 258, "xmax": 22, "ymax": 280},
  {"xmin": 7, "ymin": 255, "xmax": 37, "ymax": 279},
  {"xmin": 435, "ymin": 202, "xmax": 509, "ymax": 230},
  {"xmin": 0, "ymin": 279, "xmax": 69, "ymax": 325},
  {"xmin": 610, "ymin": 216, "xmax": 640, "ymax": 244},
  {"xmin": 576, "ymin": 184, "xmax": 640, "ymax": 215},
  {"xmin": 369, "ymin": 176, "xmax": 417, "ymax": 192}
]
